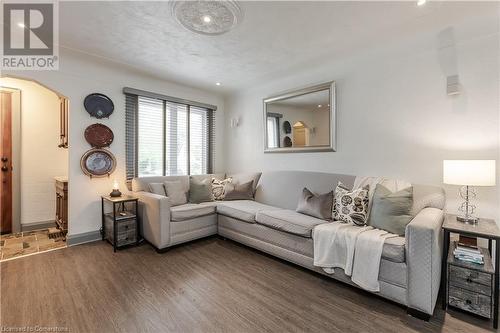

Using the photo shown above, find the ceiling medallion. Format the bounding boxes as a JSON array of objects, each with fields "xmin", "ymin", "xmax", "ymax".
[{"xmin": 171, "ymin": 1, "xmax": 243, "ymax": 36}]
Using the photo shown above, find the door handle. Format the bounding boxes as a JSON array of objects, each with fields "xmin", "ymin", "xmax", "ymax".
[{"xmin": 1, "ymin": 166, "xmax": 8, "ymax": 172}]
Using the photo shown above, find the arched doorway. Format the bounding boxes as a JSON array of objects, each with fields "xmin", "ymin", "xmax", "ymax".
[{"xmin": 0, "ymin": 76, "xmax": 69, "ymax": 261}]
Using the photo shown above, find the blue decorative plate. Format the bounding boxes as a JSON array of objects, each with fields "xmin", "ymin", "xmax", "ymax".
[{"xmin": 80, "ymin": 148, "xmax": 116, "ymax": 178}]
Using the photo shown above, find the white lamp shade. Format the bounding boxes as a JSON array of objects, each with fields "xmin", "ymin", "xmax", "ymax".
[{"xmin": 443, "ymin": 160, "xmax": 496, "ymax": 186}]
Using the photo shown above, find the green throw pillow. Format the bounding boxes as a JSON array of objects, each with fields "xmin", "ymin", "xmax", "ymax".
[
  {"xmin": 368, "ymin": 184, "xmax": 413, "ymax": 236},
  {"xmin": 189, "ymin": 178, "xmax": 214, "ymax": 204}
]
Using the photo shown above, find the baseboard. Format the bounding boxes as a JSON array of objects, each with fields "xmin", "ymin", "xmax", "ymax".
[
  {"xmin": 67, "ymin": 230, "xmax": 101, "ymax": 246},
  {"xmin": 21, "ymin": 220, "xmax": 56, "ymax": 232}
]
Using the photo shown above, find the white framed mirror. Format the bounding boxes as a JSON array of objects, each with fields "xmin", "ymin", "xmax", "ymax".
[{"xmin": 263, "ymin": 81, "xmax": 336, "ymax": 153}]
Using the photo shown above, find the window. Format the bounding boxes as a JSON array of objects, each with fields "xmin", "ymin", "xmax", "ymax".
[
  {"xmin": 125, "ymin": 88, "xmax": 215, "ymax": 181},
  {"xmin": 266, "ymin": 113, "xmax": 282, "ymax": 148}
]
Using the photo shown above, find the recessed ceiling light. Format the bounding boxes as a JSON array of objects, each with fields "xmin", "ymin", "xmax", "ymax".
[
  {"xmin": 417, "ymin": 0, "xmax": 426, "ymax": 6},
  {"xmin": 202, "ymin": 15, "xmax": 212, "ymax": 23},
  {"xmin": 317, "ymin": 104, "xmax": 322, "ymax": 108},
  {"xmin": 17, "ymin": 22, "xmax": 25, "ymax": 28},
  {"xmin": 215, "ymin": 82, "xmax": 221, "ymax": 86}
]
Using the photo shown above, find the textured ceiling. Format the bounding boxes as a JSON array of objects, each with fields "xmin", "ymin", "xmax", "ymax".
[{"xmin": 59, "ymin": 1, "xmax": 497, "ymax": 94}]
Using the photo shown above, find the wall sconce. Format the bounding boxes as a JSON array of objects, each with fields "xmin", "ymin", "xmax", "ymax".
[
  {"xmin": 230, "ymin": 117, "xmax": 240, "ymax": 128},
  {"xmin": 447, "ymin": 75, "xmax": 461, "ymax": 96}
]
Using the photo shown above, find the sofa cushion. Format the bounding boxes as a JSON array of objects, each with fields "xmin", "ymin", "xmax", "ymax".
[
  {"xmin": 224, "ymin": 180, "xmax": 255, "ymax": 201},
  {"xmin": 164, "ymin": 180, "xmax": 187, "ymax": 206},
  {"xmin": 189, "ymin": 178, "xmax": 214, "ymax": 204},
  {"xmin": 217, "ymin": 200, "xmax": 281, "ymax": 223},
  {"xmin": 382, "ymin": 236, "xmax": 405, "ymax": 263},
  {"xmin": 170, "ymin": 204, "xmax": 216, "ymax": 222},
  {"xmin": 256, "ymin": 210, "xmax": 328, "ymax": 238},
  {"xmin": 368, "ymin": 184, "xmax": 413, "ymax": 236},
  {"xmin": 227, "ymin": 172, "xmax": 262, "ymax": 192}
]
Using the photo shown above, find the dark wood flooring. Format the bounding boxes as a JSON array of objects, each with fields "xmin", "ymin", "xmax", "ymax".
[{"xmin": 0, "ymin": 237, "xmax": 496, "ymax": 332}]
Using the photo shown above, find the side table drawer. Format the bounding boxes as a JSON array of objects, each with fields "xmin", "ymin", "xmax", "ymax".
[
  {"xmin": 104, "ymin": 218, "xmax": 137, "ymax": 247},
  {"xmin": 449, "ymin": 265, "xmax": 492, "ymax": 296},
  {"xmin": 449, "ymin": 286, "xmax": 492, "ymax": 318}
]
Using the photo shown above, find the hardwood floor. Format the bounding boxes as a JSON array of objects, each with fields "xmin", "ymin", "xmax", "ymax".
[{"xmin": 0, "ymin": 237, "xmax": 496, "ymax": 332}]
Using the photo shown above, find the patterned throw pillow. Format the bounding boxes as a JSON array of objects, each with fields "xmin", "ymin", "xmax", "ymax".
[
  {"xmin": 212, "ymin": 177, "xmax": 232, "ymax": 200},
  {"xmin": 333, "ymin": 182, "xmax": 370, "ymax": 226}
]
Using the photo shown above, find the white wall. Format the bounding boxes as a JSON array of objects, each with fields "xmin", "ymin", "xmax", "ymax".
[
  {"xmin": 3, "ymin": 48, "xmax": 225, "ymax": 237},
  {"xmin": 224, "ymin": 18, "xmax": 499, "ymax": 221},
  {"xmin": 2, "ymin": 78, "xmax": 68, "ymax": 227}
]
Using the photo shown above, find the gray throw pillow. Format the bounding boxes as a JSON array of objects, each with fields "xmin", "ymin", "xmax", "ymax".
[
  {"xmin": 224, "ymin": 180, "xmax": 254, "ymax": 201},
  {"xmin": 164, "ymin": 180, "xmax": 187, "ymax": 206},
  {"xmin": 296, "ymin": 188, "xmax": 333, "ymax": 220},
  {"xmin": 189, "ymin": 178, "xmax": 214, "ymax": 204},
  {"xmin": 148, "ymin": 183, "xmax": 166, "ymax": 196},
  {"xmin": 368, "ymin": 184, "xmax": 413, "ymax": 236}
]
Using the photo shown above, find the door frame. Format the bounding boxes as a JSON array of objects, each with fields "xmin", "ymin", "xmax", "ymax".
[
  {"xmin": 1, "ymin": 75, "xmax": 69, "ymax": 236},
  {"xmin": 1, "ymin": 88, "xmax": 21, "ymax": 233}
]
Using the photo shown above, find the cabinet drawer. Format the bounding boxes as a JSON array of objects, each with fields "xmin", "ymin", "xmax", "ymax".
[
  {"xmin": 116, "ymin": 219, "xmax": 136, "ymax": 233},
  {"xmin": 448, "ymin": 286, "xmax": 491, "ymax": 318},
  {"xmin": 449, "ymin": 265, "xmax": 492, "ymax": 296},
  {"xmin": 104, "ymin": 218, "xmax": 137, "ymax": 247}
]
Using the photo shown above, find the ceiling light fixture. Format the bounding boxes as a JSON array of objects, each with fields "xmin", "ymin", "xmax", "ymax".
[
  {"xmin": 215, "ymin": 82, "xmax": 221, "ymax": 86},
  {"xmin": 171, "ymin": 1, "xmax": 244, "ymax": 35},
  {"xmin": 317, "ymin": 105, "xmax": 322, "ymax": 108},
  {"xmin": 17, "ymin": 22, "xmax": 25, "ymax": 28},
  {"xmin": 417, "ymin": 0, "xmax": 426, "ymax": 6}
]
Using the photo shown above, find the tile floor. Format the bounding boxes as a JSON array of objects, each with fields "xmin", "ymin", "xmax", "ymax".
[{"xmin": 0, "ymin": 229, "xmax": 66, "ymax": 261}]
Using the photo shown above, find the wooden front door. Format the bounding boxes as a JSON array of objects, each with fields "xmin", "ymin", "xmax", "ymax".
[{"xmin": 1, "ymin": 92, "xmax": 12, "ymax": 234}]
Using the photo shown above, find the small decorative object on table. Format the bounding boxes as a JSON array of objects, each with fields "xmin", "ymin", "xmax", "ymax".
[
  {"xmin": 442, "ymin": 214, "xmax": 500, "ymax": 328},
  {"xmin": 101, "ymin": 195, "xmax": 140, "ymax": 252},
  {"xmin": 443, "ymin": 160, "xmax": 496, "ymax": 224},
  {"xmin": 109, "ymin": 179, "xmax": 122, "ymax": 197}
]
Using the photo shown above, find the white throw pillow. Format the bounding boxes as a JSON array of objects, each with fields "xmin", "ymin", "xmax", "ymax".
[
  {"xmin": 332, "ymin": 182, "xmax": 370, "ymax": 226},
  {"xmin": 212, "ymin": 177, "xmax": 232, "ymax": 200},
  {"xmin": 164, "ymin": 180, "xmax": 187, "ymax": 206}
]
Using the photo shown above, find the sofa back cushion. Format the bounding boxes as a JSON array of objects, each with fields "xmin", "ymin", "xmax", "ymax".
[
  {"xmin": 255, "ymin": 171, "xmax": 356, "ymax": 210},
  {"xmin": 132, "ymin": 175, "xmax": 189, "ymax": 193},
  {"xmin": 132, "ymin": 173, "xmax": 225, "ymax": 193}
]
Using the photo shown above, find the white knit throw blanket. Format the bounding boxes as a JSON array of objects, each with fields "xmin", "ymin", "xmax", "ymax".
[{"xmin": 313, "ymin": 222, "xmax": 397, "ymax": 292}]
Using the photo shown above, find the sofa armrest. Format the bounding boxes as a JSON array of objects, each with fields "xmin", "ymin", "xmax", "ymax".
[
  {"xmin": 405, "ymin": 207, "xmax": 444, "ymax": 315},
  {"xmin": 136, "ymin": 191, "xmax": 171, "ymax": 250}
]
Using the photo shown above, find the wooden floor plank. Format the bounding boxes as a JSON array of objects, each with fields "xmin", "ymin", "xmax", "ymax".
[{"xmin": 0, "ymin": 237, "xmax": 496, "ymax": 332}]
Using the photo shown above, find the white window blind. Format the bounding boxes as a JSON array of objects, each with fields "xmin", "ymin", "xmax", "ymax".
[
  {"xmin": 129, "ymin": 93, "xmax": 214, "ymax": 179},
  {"xmin": 138, "ymin": 96, "xmax": 163, "ymax": 176}
]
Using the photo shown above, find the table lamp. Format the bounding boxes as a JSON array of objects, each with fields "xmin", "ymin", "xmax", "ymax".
[{"xmin": 443, "ymin": 160, "xmax": 496, "ymax": 223}]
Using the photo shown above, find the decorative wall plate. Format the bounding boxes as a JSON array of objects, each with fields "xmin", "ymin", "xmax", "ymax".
[
  {"xmin": 84, "ymin": 93, "xmax": 114, "ymax": 118},
  {"xmin": 80, "ymin": 148, "xmax": 116, "ymax": 178},
  {"xmin": 84, "ymin": 123, "xmax": 114, "ymax": 148},
  {"xmin": 283, "ymin": 136, "xmax": 292, "ymax": 147},
  {"xmin": 283, "ymin": 121, "xmax": 291, "ymax": 134}
]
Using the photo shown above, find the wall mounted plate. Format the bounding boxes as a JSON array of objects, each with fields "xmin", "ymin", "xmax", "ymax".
[
  {"xmin": 283, "ymin": 121, "xmax": 291, "ymax": 134},
  {"xmin": 84, "ymin": 93, "xmax": 114, "ymax": 118},
  {"xmin": 84, "ymin": 123, "xmax": 114, "ymax": 148},
  {"xmin": 80, "ymin": 148, "xmax": 116, "ymax": 178}
]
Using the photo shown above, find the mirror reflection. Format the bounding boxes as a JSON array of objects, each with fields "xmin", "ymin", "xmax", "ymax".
[{"xmin": 265, "ymin": 88, "xmax": 332, "ymax": 150}]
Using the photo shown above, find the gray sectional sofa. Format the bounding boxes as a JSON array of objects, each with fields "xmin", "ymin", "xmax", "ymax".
[{"xmin": 132, "ymin": 170, "xmax": 445, "ymax": 319}]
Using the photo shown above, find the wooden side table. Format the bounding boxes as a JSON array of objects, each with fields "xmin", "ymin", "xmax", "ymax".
[
  {"xmin": 101, "ymin": 195, "xmax": 140, "ymax": 252},
  {"xmin": 442, "ymin": 214, "xmax": 500, "ymax": 328}
]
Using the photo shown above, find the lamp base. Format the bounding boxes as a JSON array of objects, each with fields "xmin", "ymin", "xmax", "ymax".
[
  {"xmin": 456, "ymin": 215, "xmax": 478, "ymax": 224},
  {"xmin": 110, "ymin": 189, "xmax": 122, "ymax": 198}
]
